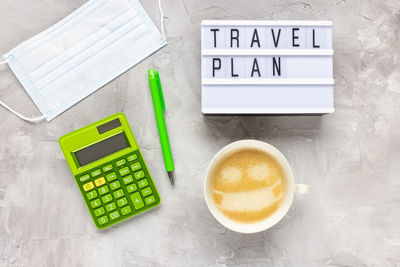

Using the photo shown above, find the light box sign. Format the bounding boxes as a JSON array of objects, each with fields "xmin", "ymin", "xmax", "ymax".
[{"xmin": 201, "ymin": 20, "xmax": 334, "ymax": 114}]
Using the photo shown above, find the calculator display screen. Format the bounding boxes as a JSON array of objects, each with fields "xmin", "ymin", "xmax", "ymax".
[{"xmin": 74, "ymin": 133, "xmax": 129, "ymax": 166}]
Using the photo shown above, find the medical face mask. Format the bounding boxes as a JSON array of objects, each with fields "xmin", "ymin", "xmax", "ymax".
[{"xmin": 0, "ymin": 0, "xmax": 166, "ymax": 122}]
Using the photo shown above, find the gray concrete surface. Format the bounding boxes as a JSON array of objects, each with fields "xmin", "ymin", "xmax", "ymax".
[{"xmin": 0, "ymin": 0, "xmax": 400, "ymax": 266}]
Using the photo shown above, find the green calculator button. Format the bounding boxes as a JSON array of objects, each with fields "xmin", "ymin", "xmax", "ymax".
[
  {"xmin": 98, "ymin": 216, "xmax": 108, "ymax": 225},
  {"xmin": 126, "ymin": 184, "xmax": 137, "ymax": 193},
  {"xmin": 86, "ymin": 190, "xmax": 98, "ymax": 200},
  {"xmin": 127, "ymin": 154, "xmax": 137, "ymax": 162},
  {"xmin": 106, "ymin": 172, "xmax": 117, "ymax": 182},
  {"xmin": 94, "ymin": 207, "xmax": 105, "ymax": 217},
  {"xmin": 130, "ymin": 162, "xmax": 141, "ymax": 172},
  {"xmin": 121, "ymin": 206, "xmax": 132, "ymax": 215},
  {"xmin": 113, "ymin": 189, "xmax": 124, "ymax": 199},
  {"xmin": 119, "ymin": 167, "xmax": 130, "ymax": 176},
  {"xmin": 91, "ymin": 169, "xmax": 101, "ymax": 177},
  {"xmin": 106, "ymin": 202, "xmax": 116, "ymax": 212},
  {"xmin": 141, "ymin": 187, "xmax": 152, "ymax": 197},
  {"xmin": 122, "ymin": 175, "xmax": 134, "ymax": 185},
  {"xmin": 145, "ymin": 195, "xmax": 156, "ymax": 205},
  {"xmin": 116, "ymin": 159, "xmax": 126, "ymax": 167},
  {"xmin": 110, "ymin": 181, "xmax": 120, "ymax": 190},
  {"xmin": 98, "ymin": 185, "xmax": 109, "ymax": 195},
  {"xmin": 134, "ymin": 170, "xmax": 145, "ymax": 180},
  {"xmin": 79, "ymin": 174, "xmax": 90, "ymax": 182},
  {"xmin": 90, "ymin": 199, "xmax": 101, "ymax": 208},
  {"xmin": 109, "ymin": 211, "xmax": 120, "ymax": 220},
  {"xmin": 102, "ymin": 164, "xmax": 113, "ymax": 172},
  {"xmin": 138, "ymin": 179, "xmax": 148, "ymax": 188},
  {"xmin": 117, "ymin": 197, "xmax": 128, "ymax": 207},
  {"xmin": 102, "ymin": 194, "xmax": 113, "ymax": 204},
  {"xmin": 130, "ymin": 192, "xmax": 144, "ymax": 210}
]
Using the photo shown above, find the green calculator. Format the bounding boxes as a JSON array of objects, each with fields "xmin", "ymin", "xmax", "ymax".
[{"xmin": 59, "ymin": 113, "xmax": 161, "ymax": 229}]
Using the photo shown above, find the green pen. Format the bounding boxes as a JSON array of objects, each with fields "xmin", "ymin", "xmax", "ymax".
[{"xmin": 148, "ymin": 69, "xmax": 175, "ymax": 185}]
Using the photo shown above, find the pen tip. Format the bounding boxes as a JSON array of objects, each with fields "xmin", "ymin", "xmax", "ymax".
[
  {"xmin": 168, "ymin": 171, "xmax": 174, "ymax": 185},
  {"xmin": 148, "ymin": 69, "xmax": 155, "ymax": 78}
]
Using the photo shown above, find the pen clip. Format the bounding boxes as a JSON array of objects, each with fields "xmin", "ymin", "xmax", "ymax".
[{"xmin": 155, "ymin": 71, "xmax": 166, "ymax": 110}]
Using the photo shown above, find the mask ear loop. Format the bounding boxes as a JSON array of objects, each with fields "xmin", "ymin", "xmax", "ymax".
[
  {"xmin": 0, "ymin": 59, "xmax": 46, "ymax": 123},
  {"xmin": 158, "ymin": 0, "xmax": 166, "ymax": 39}
]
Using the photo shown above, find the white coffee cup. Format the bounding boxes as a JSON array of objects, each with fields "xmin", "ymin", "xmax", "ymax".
[{"xmin": 204, "ymin": 140, "xmax": 309, "ymax": 233}]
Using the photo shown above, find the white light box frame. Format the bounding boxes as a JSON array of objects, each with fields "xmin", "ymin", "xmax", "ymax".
[{"xmin": 201, "ymin": 20, "xmax": 334, "ymax": 114}]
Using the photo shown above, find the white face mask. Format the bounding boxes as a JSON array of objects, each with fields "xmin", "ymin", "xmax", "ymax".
[{"xmin": 0, "ymin": 0, "xmax": 166, "ymax": 122}]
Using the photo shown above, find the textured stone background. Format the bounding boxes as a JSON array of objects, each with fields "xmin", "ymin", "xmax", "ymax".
[{"xmin": 0, "ymin": 0, "xmax": 399, "ymax": 266}]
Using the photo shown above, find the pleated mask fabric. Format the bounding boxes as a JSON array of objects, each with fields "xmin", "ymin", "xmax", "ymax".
[{"xmin": 2, "ymin": 0, "xmax": 166, "ymax": 121}]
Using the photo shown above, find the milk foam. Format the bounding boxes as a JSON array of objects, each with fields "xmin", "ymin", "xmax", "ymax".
[
  {"xmin": 211, "ymin": 148, "xmax": 286, "ymax": 222},
  {"xmin": 220, "ymin": 166, "xmax": 242, "ymax": 184},
  {"xmin": 213, "ymin": 180, "xmax": 283, "ymax": 212},
  {"xmin": 247, "ymin": 163, "xmax": 270, "ymax": 182}
]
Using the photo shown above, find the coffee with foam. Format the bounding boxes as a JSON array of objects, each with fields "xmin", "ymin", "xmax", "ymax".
[{"xmin": 211, "ymin": 148, "xmax": 286, "ymax": 223}]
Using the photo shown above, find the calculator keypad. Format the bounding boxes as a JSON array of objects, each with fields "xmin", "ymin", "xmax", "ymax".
[{"xmin": 76, "ymin": 152, "xmax": 160, "ymax": 229}]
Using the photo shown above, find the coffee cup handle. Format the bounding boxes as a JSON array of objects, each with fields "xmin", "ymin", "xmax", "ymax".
[{"xmin": 295, "ymin": 184, "xmax": 310, "ymax": 194}]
